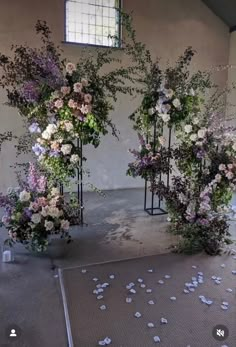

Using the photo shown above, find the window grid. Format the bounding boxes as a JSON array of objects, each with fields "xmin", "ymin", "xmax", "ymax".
[{"xmin": 65, "ymin": 0, "xmax": 121, "ymax": 47}]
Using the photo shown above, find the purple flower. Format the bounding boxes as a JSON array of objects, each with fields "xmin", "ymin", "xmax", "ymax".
[
  {"xmin": 20, "ymin": 81, "xmax": 40, "ymax": 103},
  {"xmin": 49, "ymin": 150, "xmax": 60, "ymax": 158},
  {"xmin": 32, "ymin": 143, "xmax": 46, "ymax": 157},
  {"xmin": 29, "ymin": 122, "xmax": 41, "ymax": 134},
  {"xmin": 24, "ymin": 208, "xmax": 32, "ymax": 219},
  {"xmin": 37, "ymin": 176, "xmax": 47, "ymax": 193},
  {"xmin": 198, "ymin": 218, "xmax": 209, "ymax": 226},
  {"xmin": 27, "ymin": 163, "xmax": 38, "ymax": 190}
]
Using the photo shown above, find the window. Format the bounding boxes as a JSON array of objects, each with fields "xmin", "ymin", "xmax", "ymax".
[{"xmin": 65, "ymin": 0, "xmax": 121, "ymax": 47}]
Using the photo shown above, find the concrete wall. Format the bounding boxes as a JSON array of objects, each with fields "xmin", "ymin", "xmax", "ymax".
[
  {"xmin": 0, "ymin": 0, "xmax": 230, "ymax": 192},
  {"xmin": 227, "ymin": 30, "xmax": 236, "ymax": 125}
]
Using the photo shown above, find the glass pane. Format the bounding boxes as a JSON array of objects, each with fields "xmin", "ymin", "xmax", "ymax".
[{"xmin": 66, "ymin": 0, "xmax": 121, "ymax": 46}]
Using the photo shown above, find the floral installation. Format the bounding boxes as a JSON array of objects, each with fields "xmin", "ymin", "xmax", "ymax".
[
  {"xmin": 0, "ymin": 20, "xmax": 138, "ymax": 182},
  {"xmin": 0, "ymin": 163, "xmax": 71, "ymax": 252}
]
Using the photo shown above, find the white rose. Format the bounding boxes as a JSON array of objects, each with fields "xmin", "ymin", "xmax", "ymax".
[
  {"xmin": 70, "ymin": 154, "xmax": 80, "ymax": 164},
  {"xmin": 219, "ymin": 164, "xmax": 226, "ymax": 171},
  {"xmin": 46, "ymin": 124, "xmax": 57, "ymax": 135},
  {"xmin": 45, "ymin": 220, "xmax": 54, "ymax": 231},
  {"xmin": 31, "ymin": 213, "xmax": 41, "ymax": 224},
  {"xmin": 61, "ymin": 144, "xmax": 72, "ymax": 155},
  {"xmin": 226, "ymin": 171, "xmax": 234, "ymax": 180},
  {"xmin": 232, "ymin": 143, "xmax": 236, "ymax": 151},
  {"xmin": 198, "ymin": 128, "xmax": 207, "ymax": 139},
  {"xmin": 41, "ymin": 206, "xmax": 50, "ymax": 217},
  {"xmin": 193, "ymin": 118, "xmax": 199, "ymax": 125},
  {"xmin": 51, "ymin": 187, "xmax": 60, "ymax": 196},
  {"xmin": 228, "ymin": 164, "xmax": 233, "ymax": 170},
  {"xmin": 160, "ymin": 113, "xmax": 170, "ymax": 123},
  {"xmin": 64, "ymin": 121, "xmax": 74, "ymax": 132},
  {"xmin": 48, "ymin": 206, "xmax": 60, "ymax": 218},
  {"xmin": 148, "ymin": 108, "xmax": 155, "ymax": 115},
  {"xmin": 172, "ymin": 98, "xmax": 181, "ymax": 109},
  {"xmin": 190, "ymin": 134, "xmax": 197, "ymax": 142},
  {"xmin": 42, "ymin": 130, "xmax": 51, "ymax": 140},
  {"xmin": 61, "ymin": 220, "xmax": 70, "ymax": 230},
  {"xmin": 184, "ymin": 125, "xmax": 192, "ymax": 134},
  {"xmin": 19, "ymin": 190, "xmax": 31, "ymax": 202}
]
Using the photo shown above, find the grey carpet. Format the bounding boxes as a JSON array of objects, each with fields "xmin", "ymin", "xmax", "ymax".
[{"xmin": 60, "ymin": 252, "xmax": 236, "ymax": 347}]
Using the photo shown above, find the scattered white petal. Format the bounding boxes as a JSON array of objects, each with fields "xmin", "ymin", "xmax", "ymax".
[
  {"xmin": 93, "ymin": 290, "xmax": 99, "ymax": 295},
  {"xmin": 226, "ymin": 288, "xmax": 233, "ymax": 293},
  {"xmin": 170, "ymin": 296, "xmax": 176, "ymax": 301},
  {"xmin": 146, "ymin": 289, "xmax": 152, "ymax": 293},
  {"xmin": 98, "ymin": 340, "xmax": 106, "ymax": 346},
  {"xmin": 221, "ymin": 305, "xmax": 228, "ymax": 310},
  {"xmin": 192, "ymin": 265, "xmax": 197, "ymax": 269},
  {"xmin": 211, "ymin": 276, "xmax": 217, "ymax": 280},
  {"xmin": 192, "ymin": 281, "xmax": 198, "ymax": 287},
  {"xmin": 148, "ymin": 269, "xmax": 153, "ymax": 273},
  {"xmin": 206, "ymin": 300, "xmax": 213, "ymax": 306},
  {"xmin": 134, "ymin": 312, "xmax": 142, "ymax": 318},
  {"xmin": 221, "ymin": 264, "xmax": 226, "ymax": 268},
  {"xmin": 232, "ymin": 270, "xmax": 236, "ymax": 275},
  {"xmin": 183, "ymin": 289, "xmax": 190, "ymax": 294},
  {"xmin": 191, "ymin": 277, "xmax": 197, "ymax": 281},
  {"xmin": 126, "ymin": 297, "xmax": 132, "ymax": 304},
  {"xmin": 153, "ymin": 336, "xmax": 161, "ymax": 343},
  {"xmin": 222, "ymin": 301, "xmax": 229, "ymax": 306},
  {"xmin": 137, "ymin": 278, "xmax": 144, "ymax": 283},
  {"xmin": 54, "ymin": 274, "xmax": 59, "ymax": 278},
  {"xmin": 164, "ymin": 275, "xmax": 171, "ymax": 279},
  {"xmin": 97, "ymin": 284, "xmax": 102, "ymax": 289},
  {"xmin": 215, "ymin": 280, "xmax": 221, "ymax": 285},
  {"xmin": 189, "ymin": 288, "xmax": 195, "ymax": 293},
  {"xmin": 140, "ymin": 284, "xmax": 146, "ymax": 288},
  {"xmin": 216, "ymin": 277, "xmax": 222, "ymax": 281},
  {"xmin": 100, "ymin": 305, "xmax": 106, "ymax": 310},
  {"xmin": 160, "ymin": 318, "xmax": 168, "ymax": 324},
  {"xmin": 130, "ymin": 289, "xmax": 136, "ymax": 294},
  {"xmin": 97, "ymin": 288, "xmax": 104, "ymax": 293},
  {"xmin": 148, "ymin": 300, "xmax": 155, "ymax": 305},
  {"xmin": 93, "ymin": 278, "xmax": 99, "ymax": 282},
  {"xmin": 221, "ymin": 345, "xmax": 229, "ymax": 347},
  {"xmin": 158, "ymin": 280, "xmax": 164, "ymax": 284},
  {"xmin": 198, "ymin": 272, "xmax": 203, "ymax": 276},
  {"xmin": 97, "ymin": 295, "xmax": 103, "ymax": 300},
  {"xmin": 104, "ymin": 337, "xmax": 112, "ymax": 345},
  {"xmin": 147, "ymin": 322, "xmax": 155, "ymax": 328},
  {"xmin": 109, "ymin": 275, "xmax": 115, "ymax": 279},
  {"xmin": 81, "ymin": 269, "xmax": 87, "ymax": 273},
  {"xmin": 101, "ymin": 283, "xmax": 109, "ymax": 288}
]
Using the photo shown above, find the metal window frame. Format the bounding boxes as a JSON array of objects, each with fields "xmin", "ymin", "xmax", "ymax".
[{"xmin": 64, "ymin": 0, "xmax": 122, "ymax": 48}]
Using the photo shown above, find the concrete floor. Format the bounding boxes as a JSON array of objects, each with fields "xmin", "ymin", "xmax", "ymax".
[{"xmin": 0, "ymin": 188, "xmax": 235, "ymax": 347}]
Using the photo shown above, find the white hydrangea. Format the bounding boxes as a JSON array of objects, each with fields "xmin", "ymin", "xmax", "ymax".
[
  {"xmin": 70, "ymin": 154, "xmax": 80, "ymax": 164},
  {"xmin": 184, "ymin": 124, "xmax": 192, "ymax": 134},
  {"xmin": 61, "ymin": 144, "xmax": 72, "ymax": 155},
  {"xmin": 193, "ymin": 117, "xmax": 200, "ymax": 125},
  {"xmin": 19, "ymin": 190, "xmax": 31, "ymax": 202},
  {"xmin": 41, "ymin": 130, "xmax": 51, "ymax": 140},
  {"xmin": 160, "ymin": 113, "xmax": 170, "ymax": 123},
  {"xmin": 189, "ymin": 88, "xmax": 195, "ymax": 96},
  {"xmin": 164, "ymin": 89, "xmax": 174, "ymax": 98},
  {"xmin": 48, "ymin": 206, "xmax": 61, "ymax": 218},
  {"xmin": 46, "ymin": 124, "xmax": 58, "ymax": 135},
  {"xmin": 219, "ymin": 164, "xmax": 226, "ymax": 171},
  {"xmin": 31, "ymin": 213, "xmax": 41, "ymax": 224},
  {"xmin": 233, "ymin": 142, "xmax": 236, "ymax": 151}
]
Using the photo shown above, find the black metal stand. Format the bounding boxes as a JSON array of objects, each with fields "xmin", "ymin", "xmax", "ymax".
[
  {"xmin": 59, "ymin": 139, "xmax": 84, "ymax": 225},
  {"xmin": 144, "ymin": 120, "xmax": 172, "ymax": 216}
]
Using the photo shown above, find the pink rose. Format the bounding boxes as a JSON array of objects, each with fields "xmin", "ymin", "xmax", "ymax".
[
  {"xmin": 68, "ymin": 99, "xmax": 77, "ymax": 109},
  {"xmin": 66, "ymin": 62, "xmax": 76, "ymax": 75},
  {"xmin": 54, "ymin": 99, "xmax": 64, "ymax": 109},
  {"xmin": 37, "ymin": 197, "xmax": 47, "ymax": 207},
  {"xmin": 61, "ymin": 86, "xmax": 71, "ymax": 95},
  {"xmin": 84, "ymin": 93, "xmax": 92, "ymax": 103},
  {"xmin": 80, "ymin": 104, "xmax": 92, "ymax": 114},
  {"xmin": 73, "ymin": 82, "xmax": 83, "ymax": 93},
  {"xmin": 81, "ymin": 78, "xmax": 89, "ymax": 87}
]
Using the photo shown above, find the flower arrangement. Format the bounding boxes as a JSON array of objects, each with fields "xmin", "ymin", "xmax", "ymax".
[
  {"xmin": 0, "ymin": 20, "xmax": 138, "ymax": 183},
  {"xmin": 127, "ymin": 134, "xmax": 171, "ymax": 182},
  {"xmin": 0, "ymin": 163, "xmax": 71, "ymax": 252}
]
